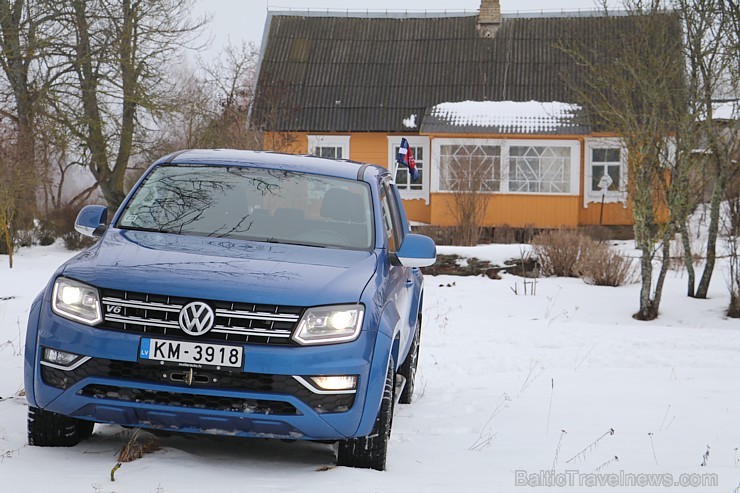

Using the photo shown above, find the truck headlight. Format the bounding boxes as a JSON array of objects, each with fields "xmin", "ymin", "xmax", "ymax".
[
  {"xmin": 52, "ymin": 277, "xmax": 102, "ymax": 325},
  {"xmin": 292, "ymin": 304, "xmax": 364, "ymax": 345}
]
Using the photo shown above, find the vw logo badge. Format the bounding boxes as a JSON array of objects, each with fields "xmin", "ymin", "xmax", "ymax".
[{"xmin": 178, "ymin": 301, "xmax": 215, "ymax": 336}]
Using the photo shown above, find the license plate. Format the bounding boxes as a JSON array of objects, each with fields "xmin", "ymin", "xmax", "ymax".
[{"xmin": 139, "ymin": 338, "xmax": 243, "ymax": 369}]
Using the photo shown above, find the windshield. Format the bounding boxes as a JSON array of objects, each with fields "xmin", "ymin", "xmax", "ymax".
[{"xmin": 117, "ymin": 165, "xmax": 374, "ymax": 250}]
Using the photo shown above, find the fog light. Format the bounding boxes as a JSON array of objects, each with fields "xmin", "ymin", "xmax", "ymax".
[
  {"xmin": 310, "ymin": 375, "xmax": 357, "ymax": 391},
  {"xmin": 43, "ymin": 348, "xmax": 80, "ymax": 366},
  {"xmin": 293, "ymin": 375, "xmax": 358, "ymax": 394},
  {"xmin": 40, "ymin": 347, "xmax": 90, "ymax": 371}
]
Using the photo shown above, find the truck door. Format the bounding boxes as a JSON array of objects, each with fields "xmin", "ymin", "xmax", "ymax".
[{"xmin": 380, "ymin": 180, "xmax": 412, "ymax": 356}]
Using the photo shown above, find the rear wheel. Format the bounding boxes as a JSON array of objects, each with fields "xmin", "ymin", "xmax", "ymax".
[
  {"xmin": 398, "ymin": 318, "xmax": 421, "ymax": 404},
  {"xmin": 337, "ymin": 357, "xmax": 395, "ymax": 471},
  {"xmin": 28, "ymin": 406, "xmax": 95, "ymax": 447}
]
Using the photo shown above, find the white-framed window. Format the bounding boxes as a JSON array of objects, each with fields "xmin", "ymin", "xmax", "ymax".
[
  {"xmin": 584, "ymin": 138, "xmax": 628, "ymax": 206},
  {"xmin": 387, "ymin": 136, "xmax": 430, "ymax": 203},
  {"xmin": 432, "ymin": 138, "xmax": 580, "ymax": 195},
  {"xmin": 438, "ymin": 143, "xmax": 501, "ymax": 192},
  {"xmin": 509, "ymin": 144, "xmax": 573, "ymax": 193},
  {"xmin": 308, "ymin": 135, "xmax": 350, "ymax": 160}
]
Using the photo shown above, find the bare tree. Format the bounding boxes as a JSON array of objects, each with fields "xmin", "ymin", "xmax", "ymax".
[
  {"xmin": 560, "ymin": 0, "xmax": 686, "ymax": 320},
  {"xmin": 199, "ymin": 41, "xmax": 262, "ymax": 149},
  {"xmin": 152, "ymin": 41, "xmax": 265, "ymax": 159},
  {"xmin": 0, "ymin": 0, "xmax": 58, "ymax": 224},
  {"xmin": 41, "ymin": 0, "xmax": 208, "ymax": 209},
  {"xmin": 727, "ymin": 174, "xmax": 740, "ymax": 317},
  {"xmin": 440, "ymin": 142, "xmax": 496, "ymax": 246},
  {"xmin": 250, "ymin": 78, "xmax": 302, "ymax": 154},
  {"xmin": 0, "ymin": 126, "xmax": 31, "ymax": 267},
  {"xmin": 35, "ymin": 111, "xmax": 99, "ymax": 213},
  {"xmin": 675, "ymin": 0, "xmax": 739, "ymax": 299},
  {"xmin": 153, "ymin": 62, "xmax": 219, "ymax": 153}
]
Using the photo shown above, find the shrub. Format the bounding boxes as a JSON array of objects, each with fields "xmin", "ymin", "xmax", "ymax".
[
  {"xmin": 34, "ymin": 222, "xmax": 57, "ymax": 246},
  {"xmin": 1, "ymin": 223, "xmax": 55, "ymax": 252},
  {"xmin": 40, "ymin": 203, "xmax": 99, "ymax": 251},
  {"xmin": 444, "ymin": 151, "xmax": 493, "ymax": 246},
  {"xmin": 61, "ymin": 231, "xmax": 96, "ymax": 250},
  {"xmin": 493, "ymin": 224, "xmax": 516, "ymax": 244},
  {"xmin": 14, "ymin": 228, "xmax": 35, "ymax": 248},
  {"xmin": 532, "ymin": 229, "xmax": 593, "ymax": 277},
  {"xmin": 575, "ymin": 242, "xmax": 635, "ymax": 287},
  {"xmin": 29, "ymin": 220, "xmax": 58, "ymax": 246}
]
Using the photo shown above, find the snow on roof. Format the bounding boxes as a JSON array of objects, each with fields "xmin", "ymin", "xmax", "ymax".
[
  {"xmin": 697, "ymin": 100, "xmax": 738, "ymax": 122},
  {"xmin": 428, "ymin": 100, "xmax": 584, "ymax": 133},
  {"xmin": 403, "ymin": 114, "xmax": 417, "ymax": 129},
  {"xmin": 712, "ymin": 101, "xmax": 738, "ymax": 121}
]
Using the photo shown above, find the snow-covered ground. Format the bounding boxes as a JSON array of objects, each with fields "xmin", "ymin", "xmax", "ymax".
[{"xmin": 1, "ymin": 242, "xmax": 739, "ymax": 492}]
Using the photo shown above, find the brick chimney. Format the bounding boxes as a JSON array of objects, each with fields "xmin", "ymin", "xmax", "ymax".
[{"xmin": 477, "ymin": 0, "xmax": 501, "ymax": 38}]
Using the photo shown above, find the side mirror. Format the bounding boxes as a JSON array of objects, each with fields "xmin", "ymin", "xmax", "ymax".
[
  {"xmin": 74, "ymin": 205, "xmax": 108, "ymax": 238},
  {"xmin": 396, "ymin": 233, "xmax": 436, "ymax": 268}
]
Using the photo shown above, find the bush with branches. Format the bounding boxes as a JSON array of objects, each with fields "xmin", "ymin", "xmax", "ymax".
[
  {"xmin": 533, "ymin": 228, "xmax": 634, "ymax": 287},
  {"xmin": 532, "ymin": 229, "xmax": 593, "ymax": 278},
  {"xmin": 576, "ymin": 242, "xmax": 635, "ymax": 287},
  {"xmin": 39, "ymin": 204, "xmax": 99, "ymax": 251}
]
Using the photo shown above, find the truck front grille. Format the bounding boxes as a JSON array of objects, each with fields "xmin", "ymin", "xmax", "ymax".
[
  {"xmin": 99, "ymin": 288, "xmax": 302, "ymax": 345},
  {"xmin": 79, "ymin": 384, "xmax": 300, "ymax": 415},
  {"xmin": 42, "ymin": 358, "xmax": 355, "ymax": 414}
]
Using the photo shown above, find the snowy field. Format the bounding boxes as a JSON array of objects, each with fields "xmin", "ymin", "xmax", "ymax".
[{"xmin": 1, "ymin": 242, "xmax": 739, "ymax": 492}]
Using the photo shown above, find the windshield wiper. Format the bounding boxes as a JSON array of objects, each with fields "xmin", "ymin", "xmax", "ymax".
[
  {"xmin": 119, "ymin": 225, "xmax": 176, "ymax": 234},
  {"xmin": 264, "ymin": 237, "xmax": 326, "ymax": 248}
]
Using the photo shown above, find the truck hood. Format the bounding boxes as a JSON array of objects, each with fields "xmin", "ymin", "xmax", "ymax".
[{"xmin": 61, "ymin": 228, "xmax": 377, "ymax": 306}]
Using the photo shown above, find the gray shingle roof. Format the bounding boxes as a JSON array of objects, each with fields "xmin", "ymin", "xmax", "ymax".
[{"xmin": 251, "ymin": 12, "xmax": 680, "ymax": 133}]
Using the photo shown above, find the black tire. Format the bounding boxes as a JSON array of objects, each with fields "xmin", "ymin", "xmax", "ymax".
[
  {"xmin": 28, "ymin": 406, "xmax": 95, "ymax": 447},
  {"xmin": 77, "ymin": 419, "xmax": 95, "ymax": 440},
  {"xmin": 337, "ymin": 357, "xmax": 395, "ymax": 471},
  {"xmin": 398, "ymin": 317, "xmax": 421, "ymax": 404}
]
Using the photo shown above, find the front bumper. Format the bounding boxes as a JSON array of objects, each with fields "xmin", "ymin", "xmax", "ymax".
[{"xmin": 26, "ymin": 302, "xmax": 390, "ymax": 440}]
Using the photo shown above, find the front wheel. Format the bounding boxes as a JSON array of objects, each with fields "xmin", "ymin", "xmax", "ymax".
[
  {"xmin": 336, "ymin": 357, "xmax": 395, "ymax": 471},
  {"xmin": 28, "ymin": 406, "xmax": 95, "ymax": 447}
]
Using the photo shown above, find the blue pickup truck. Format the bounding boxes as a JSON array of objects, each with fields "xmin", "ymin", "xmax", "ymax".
[{"xmin": 24, "ymin": 149, "xmax": 436, "ymax": 470}]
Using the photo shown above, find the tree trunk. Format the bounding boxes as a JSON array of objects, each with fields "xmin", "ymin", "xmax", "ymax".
[
  {"xmin": 679, "ymin": 222, "xmax": 695, "ymax": 297},
  {"xmin": 73, "ymin": 0, "xmax": 111, "ymax": 200},
  {"xmin": 635, "ymin": 245, "xmax": 658, "ymax": 320},
  {"xmin": 5, "ymin": 232, "xmax": 12, "ymax": 268},
  {"xmin": 0, "ymin": 0, "xmax": 38, "ymax": 225},
  {"xmin": 109, "ymin": 0, "xmax": 138, "ymax": 210},
  {"xmin": 730, "ymin": 295, "xmax": 740, "ymax": 318},
  {"xmin": 0, "ymin": 209, "xmax": 13, "ymax": 268},
  {"xmin": 695, "ymin": 157, "xmax": 725, "ymax": 298},
  {"xmin": 631, "ymin": 155, "xmax": 663, "ymax": 321},
  {"xmin": 652, "ymin": 235, "xmax": 672, "ymax": 311}
]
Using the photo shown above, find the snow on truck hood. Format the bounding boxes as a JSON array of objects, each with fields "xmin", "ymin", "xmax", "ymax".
[{"xmin": 60, "ymin": 228, "xmax": 377, "ymax": 306}]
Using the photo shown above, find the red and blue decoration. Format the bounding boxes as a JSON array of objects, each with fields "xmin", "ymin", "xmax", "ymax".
[{"xmin": 396, "ymin": 138, "xmax": 420, "ymax": 181}]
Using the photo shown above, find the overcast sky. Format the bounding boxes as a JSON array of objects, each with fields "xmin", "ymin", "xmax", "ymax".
[{"xmin": 193, "ymin": 0, "xmax": 620, "ymax": 55}]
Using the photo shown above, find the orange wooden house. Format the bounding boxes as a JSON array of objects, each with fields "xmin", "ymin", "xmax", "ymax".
[{"xmin": 251, "ymin": 1, "xmax": 679, "ymax": 229}]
